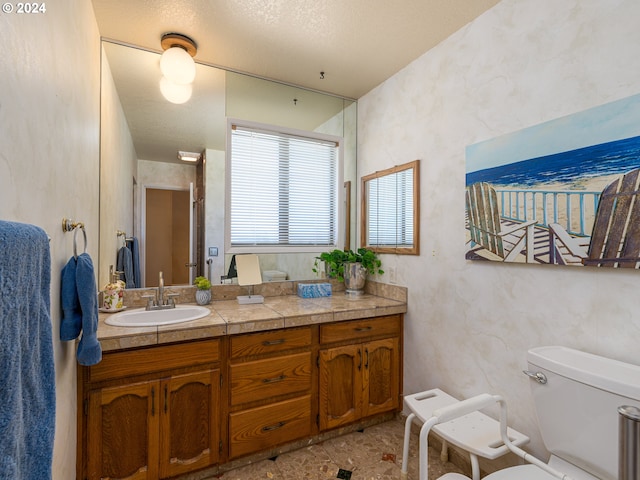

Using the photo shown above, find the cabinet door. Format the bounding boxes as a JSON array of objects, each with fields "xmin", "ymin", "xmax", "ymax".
[
  {"xmin": 159, "ymin": 369, "xmax": 220, "ymax": 478},
  {"xmin": 318, "ymin": 344, "xmax": 362, "ymax": 430},
  {"xmin": 363, "ymin": 337, "xmax": 400, "ymax": 417},
  {"xmin": 88, "ymin": 381, "xmax": 159, "ymax": 480}
]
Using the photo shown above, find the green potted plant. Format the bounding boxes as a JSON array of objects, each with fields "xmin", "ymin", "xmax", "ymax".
[
  {"xmin": 313, "ymin": 249, "xmax": 349, "ymax": 281},
  {"xmin": 313, "ymin": 248, "xmax": 383, "ymax": 295},
  {"xmin": 345, "ymin": 247, "xmax": 384, "ymax": 276},
  {"xmin": 194, "ymin": 276, "xmax": 212, "ymax": 305},
  {"xmin": 343, "ymin": 248, "xmax": 383, "ymax": 295}
]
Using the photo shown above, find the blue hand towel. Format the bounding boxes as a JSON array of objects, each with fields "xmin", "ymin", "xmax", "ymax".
[
  {"xmin": 59, "ymin": 252, "xmax": 102, "ymax": 366},
  {"xmin": 128, "ymin": 237, "xmax": 141, "ymax": 288},
  {"xmin": 75, "ymin": 253, "xmax": 102, "ymax": 366},
  {"xmin": 0, "ymin": 220, "xmax": 55, "ymax": 480},
  {"xmin": 116, "ymin": 245, "xmax": 135, "ymax": 288},
  {"xmin": 60, "ymin": 257, "xmax": 82, "ymax": 341}
]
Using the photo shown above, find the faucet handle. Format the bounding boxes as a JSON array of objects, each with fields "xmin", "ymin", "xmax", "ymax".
[
  {"xmin": 141, "ymin": 294, "xmax": 155, "ymax": 309},
  {"xmin": 166, "ymin": 292, "xmax": 179, "ymax": 307}
]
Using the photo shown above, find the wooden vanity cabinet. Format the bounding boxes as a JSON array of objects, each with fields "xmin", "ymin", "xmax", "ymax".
[
  {"xmin": 318, "ymin": 315, "xmax": 401, "ymax": 431},
  {"xmin": 227, "ymin": 327, "xmax": 314, "ymax": 459},
  {"xmin": 79, "ymin": 313, "xmax": 403, "ymax": 478},
  {"xmin": 79, "ymin": 339, "xmax": 221, "ymax": 480}
]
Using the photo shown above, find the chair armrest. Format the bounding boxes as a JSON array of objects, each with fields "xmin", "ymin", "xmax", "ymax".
[
  {"xmin": 549, "ymin": 223, "xmax": 588, "ymax": 258},
  {"xmin": 498, "ymin": 219, "xmax": 537, "ymax": 237}
]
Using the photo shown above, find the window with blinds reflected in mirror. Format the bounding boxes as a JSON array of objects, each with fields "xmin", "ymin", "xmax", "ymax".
[
  {"xmin": 227, "ymin": 119, "xmax": 343, "ymax": 253},
  {"xmin": 361, "ymin": 160, "xmax": 420, "ymax": 255}
]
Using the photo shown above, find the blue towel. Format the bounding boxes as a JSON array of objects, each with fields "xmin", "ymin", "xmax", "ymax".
[
  {"xmin": 75, "ymin": 253, "xmax": 101, "ymax": 366},
  {"xmin": 0, "ymin": 220, "xmax": 55, "ymax": 480},
  {"xmin": 128, "ymin": 237, "xmax": 141, "ymax": 288},
  {"xmin": 116, "ymin": 245, "xmax": 135, "ymax": 288},
  {"xmin": 60, "ymin": 257, "xmax": 81, "ymax": 341},
  {"xmin": 60, "ymin": 253, "xmax": 102, "ymax": 366}
]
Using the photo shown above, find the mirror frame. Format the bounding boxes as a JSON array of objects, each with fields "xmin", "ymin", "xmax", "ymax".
[{"xmin": 360, "ymin": 159, "xmax": 420, "ymax": 255}]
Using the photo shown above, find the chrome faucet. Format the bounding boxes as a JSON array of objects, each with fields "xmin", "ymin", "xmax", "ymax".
[
  {"xmin": 142, "ymin": 271, "xmax": 178, "ymax": 310},
  {"xmin": 157, "ymin": 271, "xmax": 164, "ymax": 306}
]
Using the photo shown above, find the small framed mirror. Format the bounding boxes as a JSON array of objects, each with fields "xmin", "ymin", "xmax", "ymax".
[
  {"xmin": 361, "ymin": 160, "xmax": 420, "ymax": 255},
  {"xmin": 235, "ymin": 254, "xmax": 262, "ymax": 286},
  {"xmin": 235, "ymin": 254, "xmax": 264, "ymax": 304}
]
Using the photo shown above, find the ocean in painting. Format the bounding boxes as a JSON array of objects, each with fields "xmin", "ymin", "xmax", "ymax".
[{"xmin": 466, "ymin": 134, "xmax": 640, "ymax": 187}]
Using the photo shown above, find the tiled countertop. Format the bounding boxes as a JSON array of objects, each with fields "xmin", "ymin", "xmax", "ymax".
[{"xmin": 98, "ymin": 281, "xmax": 407, "ymax": 352}]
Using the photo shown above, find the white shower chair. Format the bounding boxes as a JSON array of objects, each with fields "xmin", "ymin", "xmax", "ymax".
[{"xmin": 400, "ymin": 389, "xmax": 533, "ymax": 480}]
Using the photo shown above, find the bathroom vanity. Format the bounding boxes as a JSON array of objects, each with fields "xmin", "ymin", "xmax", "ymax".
[{"xmin": 76, "ymin": 281, "xmax": 406, "ymax": 480}]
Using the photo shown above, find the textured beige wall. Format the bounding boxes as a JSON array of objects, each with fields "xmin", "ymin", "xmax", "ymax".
[
  {"xmin": 99, "ymin": 46, "xmax": 138, "ymax": 288},
  {"xmin": 0, "ymin": 1, "xmax": 101, "ymax": 478},
  {"xmin": 358, "ymin": 0, "xmax": 640, "ymax": 467},
  {"xmin": 205, "ymin": 148, "xmax": 226, "ymax": 282}
]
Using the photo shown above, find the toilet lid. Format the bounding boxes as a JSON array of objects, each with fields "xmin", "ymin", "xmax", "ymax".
[{"xmin": 484, "ymin": 465, "xmax": 559, "ymax": 480}]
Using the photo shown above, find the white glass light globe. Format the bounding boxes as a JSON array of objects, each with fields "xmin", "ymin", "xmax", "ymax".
[
  {"xmin": 159, "ymin": 77, "xmax": 192, "ymax": 104},
  {"xmin": 160, "ymin": 47, "xmax": 196, "ymax": 85}
]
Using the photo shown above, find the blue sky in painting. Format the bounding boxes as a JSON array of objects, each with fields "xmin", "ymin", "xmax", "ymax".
[{"xmin": 466, "ymin": 93, "xmax": 640, "ymax": 173}]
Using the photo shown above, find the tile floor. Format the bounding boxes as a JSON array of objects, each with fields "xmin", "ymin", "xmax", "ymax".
[{"xmin": 210, "ymin": 416, "xmax": 466, "ymax": 480}]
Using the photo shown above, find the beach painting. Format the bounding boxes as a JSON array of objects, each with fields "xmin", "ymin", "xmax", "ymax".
[{"xmin": 465, "ymin": 93, "xmax": 640, "ymax": 268}]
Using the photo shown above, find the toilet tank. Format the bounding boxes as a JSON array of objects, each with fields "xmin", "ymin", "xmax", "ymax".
[{"xmin": 527, "ymin": 346, "xmax": 640, "ymax": 480}]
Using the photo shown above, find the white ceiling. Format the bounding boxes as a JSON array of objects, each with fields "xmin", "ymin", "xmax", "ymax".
[
  {"xmin": 102, "ymin": 40, "xmax": 351, "ymax": 162},
  {"xmin": 92, "ymin": 0, "xmax": 500, "ymax": 100}
]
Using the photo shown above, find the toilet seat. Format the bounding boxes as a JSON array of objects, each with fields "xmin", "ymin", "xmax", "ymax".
[{"xmin": 484, "ymin": 465, "xmax": 560, "ymax": 480}]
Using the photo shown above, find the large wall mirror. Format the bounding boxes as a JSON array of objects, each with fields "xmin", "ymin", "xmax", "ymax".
[{"xmin": 99, "ymin": 40, "xmax": 357, "ymax": 289}]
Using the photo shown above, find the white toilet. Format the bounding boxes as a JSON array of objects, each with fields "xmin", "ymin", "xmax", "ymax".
[{"xmin": 484, "ymin": 346, "xmax": 640, "ymax": 480}]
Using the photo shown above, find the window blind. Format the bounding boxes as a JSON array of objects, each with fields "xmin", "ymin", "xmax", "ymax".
[
  {"xmin": 367, "ymin": 169, "xmax": 414, "ymax": 247},
  {"xmin": 229, "ymin": 124, "xmax": 339, "ymax": 249}
]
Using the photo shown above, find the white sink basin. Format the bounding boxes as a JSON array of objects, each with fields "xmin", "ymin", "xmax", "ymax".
[{"xmin": 105, "ymin": 305, "xmax": 211, "ymax": 327}]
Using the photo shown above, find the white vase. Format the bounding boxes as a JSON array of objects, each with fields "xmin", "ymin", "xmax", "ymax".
[
  {"xmin": 343, "ymin": 262, "xmax": 366, "ymax": 296},
  {"xmin": 195, "ymin": 289, "xmax": 211, "ymax": 305}
]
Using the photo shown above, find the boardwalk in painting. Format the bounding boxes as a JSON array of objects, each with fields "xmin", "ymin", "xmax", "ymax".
[{"xmin": 465, "ymin": 215, "xmax": 574, "ymax": 265}]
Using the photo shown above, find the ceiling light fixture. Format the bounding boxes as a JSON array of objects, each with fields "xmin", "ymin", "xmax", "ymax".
[
  {"xmin": 159, "ymin": 33, "xmax": 197, "ymax": 104},
  {"xmin": 177, "ymin": 151, "xmax": 201, "ymax": 163},
  {"xmin": 160, "ymin": 77, "xmax": 193, "ymax": 105}
]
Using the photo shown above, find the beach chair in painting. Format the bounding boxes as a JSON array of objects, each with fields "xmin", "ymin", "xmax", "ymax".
[
  {"xmin": 466, "ymin": 182, "xmax": 537, "ymax": 262},
  {"xmin": 549, "ymin": 168, "xmax": 640, "ymax": 268}
]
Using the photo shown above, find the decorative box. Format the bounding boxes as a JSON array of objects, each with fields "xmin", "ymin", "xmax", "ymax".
[{"xmin": 297, "ymin": 282, "xmax": 332, "ymax": 298}]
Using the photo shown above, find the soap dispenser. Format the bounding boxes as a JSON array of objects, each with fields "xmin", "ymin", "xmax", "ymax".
[{"xmin": 103, "ymin": 265, "xmax": 125, "ymax": 311}]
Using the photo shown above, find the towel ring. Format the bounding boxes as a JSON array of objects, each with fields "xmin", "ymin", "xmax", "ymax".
[{"xmin": 73, "ymin": 225, "xmax": 87, "ymax": 259}]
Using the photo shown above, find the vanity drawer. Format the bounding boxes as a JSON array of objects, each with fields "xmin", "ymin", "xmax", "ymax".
[
  {"xmin": 320, "ymin": 315, "xmax": 401, "ymax": 344},
  {"xmin": 88, "ymin": 339, "xmax": 220, "ymax": 382},
  {"xmin": 229, "ymin": 395, "xmax": 311, "ymax": 459},
  {"xmin": 230, "ymin": 352, "xmax": 311, "ymax": 406},
  {"xmin": 230, "ymin": 326, "xmax": 312, "ymax": 359}
]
